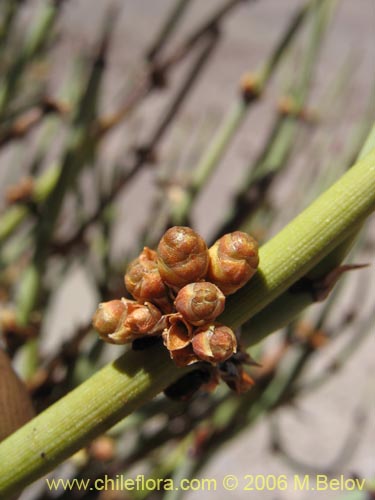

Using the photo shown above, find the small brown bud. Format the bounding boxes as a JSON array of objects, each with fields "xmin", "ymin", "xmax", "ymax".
[
  {"xmin": 92, "ymin": 299, "xmax": 163, "ymax": 344},
  {"xmin": 277, "ymin": 95, "xmax": 316, "ymax": 122},
  {"xmin": 92, "ymin": 300, "xmax": 126, "ymax": 337},
  {"xmin": 157, "ymin": 226, "xmax": 209, "ymax": 290},
  {"xmin": 207, "ymin": 231, "xmax": 259, "ymax": 295},
  {"xmin": 192, "ymin": 324, "xmax": 237, "ymax": 364},
  {"xmin": 125, "ymin": 247, "xmax": 172, "ymax": 312},
  {"xmin": 174, "ymin": 282, "xmax": 225, "ymax": 326},
  {"xmin": 278, "ymin": 95, "xmax": 299, "ymax": 116},
  {"xmin": 239, "ymin": 72, "xmax": 261, "ymax": 102}
]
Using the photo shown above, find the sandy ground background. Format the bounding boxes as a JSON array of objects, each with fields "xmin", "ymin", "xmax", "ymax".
[{"xmin": 1, "ymin": 1, "xmax": 374, "ymax": 499}]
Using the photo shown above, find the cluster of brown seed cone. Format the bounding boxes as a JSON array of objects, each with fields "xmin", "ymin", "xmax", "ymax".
[{"xmin": 92, "ymin": 226, "xmax": 259, "ymax": 370}]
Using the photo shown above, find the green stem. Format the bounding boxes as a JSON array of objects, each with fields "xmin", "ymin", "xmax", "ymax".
[
  {"xmin": 0, "ymin": 344, "xmax": 187, "ymax": 496},
  {"xmin": 257, "ymin": 0, "xmax": 324, "ymax": 87},
  {"xmin": 241, "ymin": 227, "xmax": 360, "ymax": 348},
  {"xmin": 220, "ymin": 146, "xmax": 375, "ymax": 329},
  {"xmin": 0, "ymin": 146, "xmax": 374, "ymax": 496},
  {"xmin": 240, "ymin": 122, "xmax": 375, "ymax": 347}
]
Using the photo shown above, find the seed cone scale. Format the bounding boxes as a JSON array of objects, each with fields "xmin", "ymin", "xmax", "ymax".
[
  {"xmin": 207, "ymin": 231, "xmax": 259, "ymax": 295},
  {"xmin": 157, "ymin": 226, "xmax": 209, "ymax": 290},
  {"xmin": 174, "ymin": 282, "xmax": 225, "ymax": 326},
  {"xmin": 162, "ymin": 314, "xmax": 192, "ymax": 351},
  {"xmin": 125, "ymin": 247, "xmax": 172, "ymax": 312},
  {"xmin": 162, "ymin": 315, "xmax": 199, "ymax": 367}
]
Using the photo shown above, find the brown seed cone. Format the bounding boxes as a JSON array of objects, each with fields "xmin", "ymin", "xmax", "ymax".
[
  {"xmin": 125, "ymin": 247, "xmax": 172, "ymax": 312},
  {"xmin": 157, "ymin": 226, "xmax": 209, "ymax": 290},
  {"xmin": 125, "ymin": 302, "xmax": 164, "ymax": 336},
  {"xmin": 206, "ymin": 231, "xmax": 259, "ymax": 295},
  {"xmin": 92, "ymin": 299, "xmax": 126, "ymax": 337},
  {"xmin": 93, "ymin": 298, "xmax": 164, "ymax": 344},
  {"xmin": 192, "ymin": 324, "xmax": 237, "ymax": 364},
  {"xmin": 174, "ymin": 282, "xmax": 225, "ymax": 326}
]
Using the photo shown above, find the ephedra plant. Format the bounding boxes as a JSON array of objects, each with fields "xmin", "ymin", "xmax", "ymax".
[{"xmin": 0, "ymin": 0, "xmax": 374, "ymax": 498}]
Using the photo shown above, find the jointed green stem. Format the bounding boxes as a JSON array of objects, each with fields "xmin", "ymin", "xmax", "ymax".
[
  {"xmin": 239, "ymin": 123, "xmax": 375, "ymax": 348},
  {"xmin": 0, "ymin": 144, "xmax": 374, "ymax": 496},
  {"xmin": 220, "ymin": 148, "xmax": 375, "ymax": 329}
]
